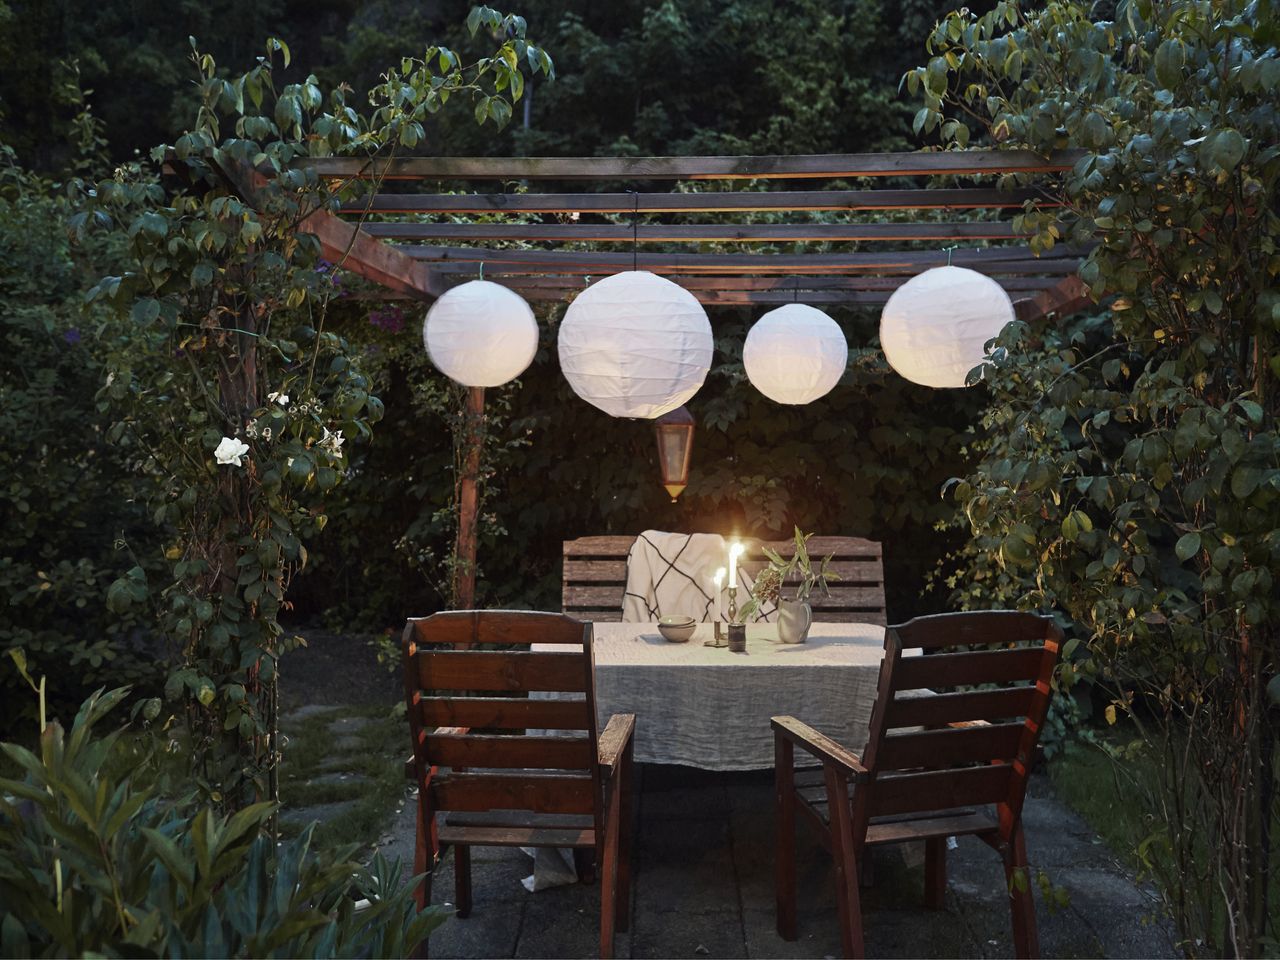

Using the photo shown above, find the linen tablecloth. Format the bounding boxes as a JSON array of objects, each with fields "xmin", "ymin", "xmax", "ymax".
[{"xmin": 536, "ymin": 620, "xmax": 887, "ymax": 770}]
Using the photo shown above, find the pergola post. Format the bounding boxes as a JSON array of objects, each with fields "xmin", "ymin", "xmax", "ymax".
[{"xmin": 453, "ymin": 386, "xmax": 486, "ymax": 609}]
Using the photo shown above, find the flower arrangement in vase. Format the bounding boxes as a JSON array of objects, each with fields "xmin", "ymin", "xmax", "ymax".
[{"xmin": 740, "ymin": 527, "xmax": 840, "ymax": 643}]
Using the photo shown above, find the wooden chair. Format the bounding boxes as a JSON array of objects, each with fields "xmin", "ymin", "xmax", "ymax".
[
  {"xmin": 402, "ymin": 610, "xmax": 636, "ymax": 959},
  {"xmin": 772, "ymin": 610, "xmax": 1063, "ymax": 959},
  {"xmin": 562, "ymin": 534, "xmax": 887, "ymax": 624}
]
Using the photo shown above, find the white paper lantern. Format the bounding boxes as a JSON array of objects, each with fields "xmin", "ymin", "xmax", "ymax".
[
  {"xmin": 558, "ymin": 271, "xmax": 713, "ymax": 418},
  {"xmin": 879, "ymin": 266, "xmax": 1016, "ymax": 389},
  {"xmin": 743, "ymin": 304, "xmax": 848, "ymax": 405},
  {"xmin": 422, "ymin": 280, "xmax": 538, "ymax": 387}
]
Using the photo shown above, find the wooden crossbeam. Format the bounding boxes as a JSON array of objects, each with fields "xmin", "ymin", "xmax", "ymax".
[
  {"xmin": 339, "ymin": 187, "xmax": 1055, "ymax": 215},
  {"xmin": 1013, "ymin": 274, "xmax": 1093, "ymax": 321},
  {"xmin": 394, "ymin": 243, "xmax": 1083, "ymax": 274},
  {"xmin": 300, "ymin": 149, "xmax": 1083, "ymax": 181},
  {"xmin": 358, "ymin": 280, "xmax": 1061, "ymax": 309},
  {"xmin": 358, "ymin": 221, "xmax": 1031, "ymax": 243},
  {"xmin": 205, "ymin": 156, "xmax": 437, "ymax": 301},
  {"xmin": 481, "ymin": 275, "xmax": 1059, "ymax": 292}
]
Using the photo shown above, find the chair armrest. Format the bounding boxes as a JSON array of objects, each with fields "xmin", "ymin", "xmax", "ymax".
[
  {"xmin": 771, "ymin": 716, "xmax": 869, "ymax": 782},
  {"xmin": 598, "ymin": 713, "xmax": 636, "ymax": 773}
]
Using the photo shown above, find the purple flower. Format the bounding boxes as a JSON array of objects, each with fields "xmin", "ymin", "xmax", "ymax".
[
  {"xmin": 63, "ymin": 329, "xmax": 82, "ymax": 344},
  {"xmin": 368, "ymin": 307, "xmax": 405, "ymax": 334}
]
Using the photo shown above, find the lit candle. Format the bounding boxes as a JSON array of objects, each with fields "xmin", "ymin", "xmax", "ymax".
[{"xmin": 728, "ymin": 541, "xmax": 745, "ymax": 589}]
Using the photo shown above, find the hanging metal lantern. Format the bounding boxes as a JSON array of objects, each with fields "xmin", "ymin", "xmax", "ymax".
[{"xmin": 654, "ymin": 406, "xmax": 695, "ymax": 501}]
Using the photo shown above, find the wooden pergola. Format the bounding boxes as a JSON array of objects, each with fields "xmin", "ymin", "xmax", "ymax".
[
  {"xmin": 293, "ymin": 149, "xmax": 1091, "ymax": 321},
  {"xmin": 269, "ymin": 148, "xmax": 1094, "ymax": 603}
]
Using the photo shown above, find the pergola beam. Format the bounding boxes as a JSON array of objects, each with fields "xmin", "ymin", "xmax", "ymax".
[
  {"xmin": 395, "ymin": 243, "xmax": 1084, "ymax": 273},
  {"xmin": 1013, "ymin": 274, "xmax": 1093, "ymax": 321},
  {"xmin": 302, "ymin": 149, "xmax": 1083, "ymax": 181},
  {"xmin": 359, "ymin": 220, "xmax": 1034, "ymax": 243},
  {"xmin": 338, "ymin": 187, "xmax": 1055, "ymax": 216},
  {"xmin": 479, "ymin": 275, "xmax": 1059, "ymax": 292}
]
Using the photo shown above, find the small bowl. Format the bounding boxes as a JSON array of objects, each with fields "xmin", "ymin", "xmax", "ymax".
[{"xmin": 657, "ymin": 616, "xmax": 697, "ymax": 643}]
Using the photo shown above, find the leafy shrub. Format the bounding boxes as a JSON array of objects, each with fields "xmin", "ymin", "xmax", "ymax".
[
  {"xmin": 0, "ymin": 681, "xmax": 446, "ymax": 957},
  {"xmin": 0, "ymin": 139, "xmax": 162, "ymax": 734}
]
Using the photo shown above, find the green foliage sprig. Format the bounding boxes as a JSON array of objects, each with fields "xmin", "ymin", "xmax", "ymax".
[{"xmin": 739, "ymin": 527, "xmax": 838, "ymax": 622}]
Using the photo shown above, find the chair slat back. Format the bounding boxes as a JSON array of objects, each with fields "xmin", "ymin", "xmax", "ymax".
[
  {"xmin": 562, "ymin": 534, "xmax": 886, "ymax": 623},
  {"xmin": 403, "ymin": 611, "xmax": 602, "ymax": 823},
  {"xmin": 860, "ymin": 611, "xmax": 1062, "ymax": 819}
]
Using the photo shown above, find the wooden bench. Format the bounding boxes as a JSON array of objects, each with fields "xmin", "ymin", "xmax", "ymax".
[{"xmin": 562, "ymin": 535, "xmax": 887, "ymax": 624}]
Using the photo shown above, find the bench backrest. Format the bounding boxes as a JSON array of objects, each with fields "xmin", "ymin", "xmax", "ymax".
[
  {"xmin": 402, "ymin": 611, "xmax": 603, "ymax": 831},
  {"xmin": 562, "ymin": 534, "xmax": 886, "ymax": 624}
]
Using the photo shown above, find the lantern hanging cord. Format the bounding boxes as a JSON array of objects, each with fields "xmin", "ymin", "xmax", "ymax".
[
  {"xmin": 944, "ymin": 245, "xmax": 958, "ymax": 267},
  {"xmin": 479, "ymin": 261, "xmax": 485, "ymax": 281},
  {"xmin": 628, "ymin": 189, "xmax": 639, "ymax": 272}
]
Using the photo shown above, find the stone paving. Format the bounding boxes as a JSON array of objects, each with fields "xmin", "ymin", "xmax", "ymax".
[{"xmin": 380, "ymin": 763, "xmax": 1179, "ymax": 959}]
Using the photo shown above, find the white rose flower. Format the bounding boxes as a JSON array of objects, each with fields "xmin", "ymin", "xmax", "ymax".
[
  {"xmin": 214, "ymin": 436, "xmax": 250, "ymax": 467},
  {"xmin": 268, "ymin": 392, "xmax": 290, "ymax": 406},
  {"xmin": 262, "ymin": 427, "xmax": 272, "ymax": 442},
  {"xmin": 321, "ymin": 427, "xmax": 345, "ymax": 458}
]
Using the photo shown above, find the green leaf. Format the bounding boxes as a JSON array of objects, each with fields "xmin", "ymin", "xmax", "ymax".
[
  {"xmin": 1153, "ymin": 38, "xmax": 1183, "ymax": 89},
  {"xmin": 1175, "ymin": 532, "xmax": 1201, "ymax": 562},
  {"xmin": 131, "ymin": 298, "xmax": 161, "ymax": 324},
  {"xmin": 1231, "ymin": 466, "xmax": 1260, "ymax": 499}
]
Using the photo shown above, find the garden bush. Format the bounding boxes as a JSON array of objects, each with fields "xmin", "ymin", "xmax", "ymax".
[
  {"xmin": 0, "ymin": 113, "xmax": 163, "ymax": 734},
  {"xmin": 0, "ymin": 669, "xmax": 445, "ymax": 957},
  {"xmin": 919, "ymin": 1, "xmax": 1280, "ymax": 952}
]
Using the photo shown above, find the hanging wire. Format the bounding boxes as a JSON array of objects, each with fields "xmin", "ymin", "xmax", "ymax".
[
  {"xmin": 792, "ymin": 277, "xmax": 800, "ymax": 303},
  {"xmin": 628, "ymin": 189, "xmax": 639, "ymax": 272},
  {"xmin": 479, "ymin": 260, "xmax": 485, "ymax": 281},
  {"xmin": 944, "ymin": 245, "xmax": 958, "ymax": 267}
]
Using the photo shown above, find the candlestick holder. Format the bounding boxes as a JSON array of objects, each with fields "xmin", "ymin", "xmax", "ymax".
[
  {"xmin": 704, "ymin": 619, "xmax": 727, "ymax": 648},
  {"xmin": 727, "ymin": 585, "xmax": 738, "ymax": 624}
]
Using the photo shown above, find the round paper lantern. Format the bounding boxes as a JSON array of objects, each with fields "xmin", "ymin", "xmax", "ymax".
[
  {"xmin": 879, "ymin": 266, "xmax": 1015, "ymax": 389},
  {"xmin": 743, "ymin": 304, "xmax": 848, "ymax": 405},
  {"xmin": 557, "ymin": 271, "xmax": 713, "ymax": 418},
  {"xmin": 422, "ymin": 280, "xmax": 538, "ymax": 387}
]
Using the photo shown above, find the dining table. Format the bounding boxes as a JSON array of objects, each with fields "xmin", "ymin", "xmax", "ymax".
[{"xmin": 535, "ymin": 620, "xmax": 890, "ymax": 771}]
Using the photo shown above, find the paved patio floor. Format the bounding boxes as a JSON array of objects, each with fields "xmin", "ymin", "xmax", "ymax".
[{"xmin": 385, "ymin": 764, "xmax": 1177, "ymax": 959}]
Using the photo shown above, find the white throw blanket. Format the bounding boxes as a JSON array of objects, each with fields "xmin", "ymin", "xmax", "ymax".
[{"xmin": 622, "ymin": 531, "xmax": 763, "ymax": 622}]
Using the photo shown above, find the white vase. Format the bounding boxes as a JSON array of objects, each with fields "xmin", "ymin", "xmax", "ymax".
[{"xmin": 777, "ymin": 598, "xmax": 813, "ymax": 644}]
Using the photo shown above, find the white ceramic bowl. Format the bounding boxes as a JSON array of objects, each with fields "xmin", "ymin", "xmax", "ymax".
[{"xmin": 657, "ymin": 616, "xmax": 697, "ymax": 643}]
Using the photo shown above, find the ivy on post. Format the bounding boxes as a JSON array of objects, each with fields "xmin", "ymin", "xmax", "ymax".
[{"xmin": 78, "ymin": 9, "xmax": 553, "ymax": 813}]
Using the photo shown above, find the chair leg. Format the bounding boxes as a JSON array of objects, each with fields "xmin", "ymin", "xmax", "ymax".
[
  {"xmin": 409, "ymin": 868, "xmax": 435, "ymax": 960},
  {"xmin": 599, "ymin": 782, "xmax": 622, "ymax": 960},
  {"xmin": 453, "ymin": 844, "xmax": 472, "ymax": 919},
  {"xmin": 775, "ymin": 735, "xmax": 798, "ymax": 941},
  {"xmin": 410, "ymin": 799, "xmax": 435, "ymax": 959},
  {"xmin": 574, "ymin": 848, "xmax": 598, "ymax": 884},
  {"xmin": 924, "ymin": 837, "xmax": 946, "ymax": 910},
  {"xmin": 615, "ymin": 742, "xmax": 635, "ymax": 933},
  {"xmin": 824, "ymin": 765, "xmax": 866, "ymax": 960},
  {"xmin": 1003, "ymin": 823, "xmax": 1039, "ymax": 959}
]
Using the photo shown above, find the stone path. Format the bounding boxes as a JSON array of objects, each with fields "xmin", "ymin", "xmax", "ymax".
[{"xmin": 381, "ymin": 764, "xmax": 1178, "ymax": 959}]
